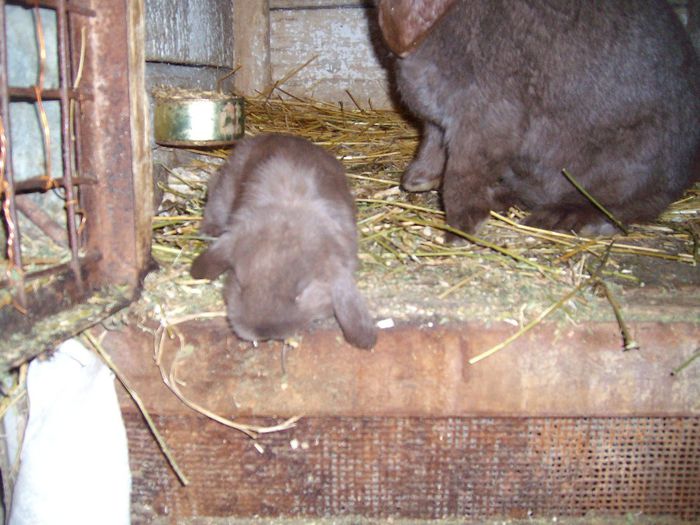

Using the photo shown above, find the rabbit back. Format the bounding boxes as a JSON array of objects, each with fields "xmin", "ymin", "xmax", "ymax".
[
  {"xmin": 192, "ymin": 134, "xmax": 377, "ymax": 349},
  {"xmin": 385, "ymin": 0, "xmax": 700, "ymax": 233}
]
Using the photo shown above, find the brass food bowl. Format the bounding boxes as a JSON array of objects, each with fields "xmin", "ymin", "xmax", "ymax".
[{"xmin": 154, "ymin": 90, "xmax": 245, "ymax": 147}]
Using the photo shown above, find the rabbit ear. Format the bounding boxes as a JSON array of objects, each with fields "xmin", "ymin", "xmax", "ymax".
[
  {"xmin": 377, "ymin": 0, "xmax": 457, "ymax": 57},
  {"xmin": 331, "ymin": 271, "xmax": 377, "ymax": 350},
  {"xmin": 190, "ymin": 231, "xmax": 236, "ymax": 280}
]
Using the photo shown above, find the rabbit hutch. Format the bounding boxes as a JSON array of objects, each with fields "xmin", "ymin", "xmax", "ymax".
[{"xmin": 1, "ymin": 0, "xmax": 699, "ymax": 523}]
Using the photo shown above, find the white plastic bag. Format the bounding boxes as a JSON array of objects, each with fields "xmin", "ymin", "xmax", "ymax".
[{"xmin": 8, "ymin": 338, "xmax": 131, "ymax": 525}]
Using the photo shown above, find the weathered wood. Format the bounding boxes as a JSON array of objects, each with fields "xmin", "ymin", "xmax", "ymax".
[
  {"xmin": 233, "ymin": 0, "xmax": 272, "ymax": 95},
  {"xmin": 127, "ymin": 0, "xmax": 153, "ymax": 278},
  {"xmin": 144, "ymin": 0, "xmax": 234, "ymax": 67},
  {"xmin": 270, "ymin": 0, "xmax": 372, "ymax": 7},
  {"xmin": 269, "ymin": 5, "xmax": 394, "ymax": 107},
  {"xmin": 104, "ymin": 319, "xmax": 700, "ymax": 418},
  {"xmin": 109, "ymin": 312, "xmax": 700, "ymax": 521},
  {"xmin": 78, "ymin": 0, "xmax": 152, "ymax": 289}
]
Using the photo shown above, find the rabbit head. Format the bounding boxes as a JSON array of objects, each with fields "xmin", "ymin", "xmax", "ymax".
[{"xmin": 191, "ymin": 223, "xmax": 377, "ymax": 350}]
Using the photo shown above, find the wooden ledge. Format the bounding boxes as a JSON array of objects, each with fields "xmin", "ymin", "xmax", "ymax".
[{"xmin": 104, "ymin": 317, "xmax": 700, "ymax": 419}]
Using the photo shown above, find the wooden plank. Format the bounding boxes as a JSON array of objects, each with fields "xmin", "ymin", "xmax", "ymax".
[
  {"xmin": 269, "ymin": 6, "xmax": 394, "ymax": 107},
  {"xmin": 144, "ymin": 0, "xmax": 234, "ymax": 67},
  {"xmin": 104, "ymin": 319, "xmax": 700, "ymax": 418},
  {"xmin": 233, "ymin": 0, "xmax": 272, "ymax": 95},
  {"xmin": 77, "ymin": 0, "xmax": 151, "ymax": 289}
]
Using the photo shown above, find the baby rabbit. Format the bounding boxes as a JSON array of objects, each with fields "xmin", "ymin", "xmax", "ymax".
[
  {"xmin": 191, "ymin": 133, "xmax": 377, "ymax": 349},
  {"xmin": 377, "ymin": 0, "xmax": 700, "ymax": 235}
]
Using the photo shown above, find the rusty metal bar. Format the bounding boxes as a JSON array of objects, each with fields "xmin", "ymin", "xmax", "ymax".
[
  {"xmin": 6, "ymin": 0, "xmax": 95, "ymax": 17},
  {"xmin": 55, "ymin": 0, "xmax": 83, "ymax": 292},
  {"xmin": 0, "ymin": 0, "xmax": 28, "ymax": 308},
  {"xmin": 15, "ymin": 195, "xmax": 67, "ymax": 246},
  {"xmin": 8, "ymin": 86, "xmax": 85, "ymax": 101},
  {"xmin": 68, "ymin": 18, "xmax": 87, "ymax": 248},
  {"xmin": 0, "ymin": 248, "xmax": 99, "ymax": 288},
  {"xmin": 6, "ymin": 175, "xmax": 96, "ymax": 194}
]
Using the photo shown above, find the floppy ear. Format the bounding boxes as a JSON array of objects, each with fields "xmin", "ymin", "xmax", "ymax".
[
  {"xmin": 190, "ymin": 231, "xmax": 236, "ymax": 280},
  {"xmin": 331, "ymin": 271, "xmax": 377, "ymax": 350},
  {"xmin": 377, "ymin": 0, "xmax": 457, "ymax": 57}
]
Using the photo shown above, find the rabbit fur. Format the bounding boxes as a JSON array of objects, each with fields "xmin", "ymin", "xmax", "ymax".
[
  {"xmin": 377, "ymin": 0, "xmax": 700, "ymax": 236},
  {"xmin": 191, "ymin": 133, "xmax": 377, "ymax": 349}
]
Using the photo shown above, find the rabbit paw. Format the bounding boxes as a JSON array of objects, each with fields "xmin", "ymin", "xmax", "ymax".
[
  {"xmin": 401, "ymin": 164, "xmax": 442, "ymax": 192},
  {"xmin": 524, "ymin": 206, "xmax": 619, "ymax": 236}
]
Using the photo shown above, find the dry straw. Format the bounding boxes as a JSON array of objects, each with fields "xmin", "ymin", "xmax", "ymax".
[{"xmin": 151, "ymin": 92, "xmax": 699, "ymax": 363}]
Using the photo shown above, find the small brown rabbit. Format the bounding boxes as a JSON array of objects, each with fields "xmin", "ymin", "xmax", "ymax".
[
  {"xmin": 191, "ymin": 133, "xmax": 377, "ymax": 349},
  {"xmin": 377, "ymin": 0, "xmax": 700, "ymax": 236}
]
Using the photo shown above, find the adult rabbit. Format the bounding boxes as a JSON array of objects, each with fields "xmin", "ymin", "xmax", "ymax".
[{"xmin": 377, "ymin": 0, "xmax": 700, "ymax": 235}]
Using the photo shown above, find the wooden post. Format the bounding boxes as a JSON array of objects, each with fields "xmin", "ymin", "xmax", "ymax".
[
  {"xmin": 79, "ymin": 0, "xmax": 152, "ymax": 289},
  {"xmin": 127, "ymin": 0, "xmax": 154, "ymax": 281},
  {"xmin": 232, "ymin": 0, "xmax": 272, "ymax": 95}
]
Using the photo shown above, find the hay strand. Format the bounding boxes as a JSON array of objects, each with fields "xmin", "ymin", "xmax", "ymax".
[
  {"xmin": 469, "ymin": 242, "xmax": 617, "ymax": 364},
  {"xmin": 83, "ymin": 330, "xmax": 190, "ymax": 486},
  {"xmin": 153, "ymin": 313, "xmax": 301, "ymax": 439},
  {"xmin": 468, "ymin": 280, "xmax": 587, "ymax": 365},
  {"xmin": 671, "ymin": 348, "xmax": 700, "ymax": 376},
  {"xmin": 561, "ymin": 168, "xmax": 629, "ymax": 234}
]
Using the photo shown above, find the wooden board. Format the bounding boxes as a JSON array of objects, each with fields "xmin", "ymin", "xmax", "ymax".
[
  {"xmin": 233, "ymin": 0, "xmax": 271, "ymax": 95},
  {"xmin": 144, "ymin": 0, "xmax": 234, "ymax": 67},
  {"xmin": 271, "ymin": 0, "xmax": 372, "ymax": 7},
  {"xmin": 269, "ymin": 4, "xmax": 395, "ymax": 108},
  {"xmin": 104, "ymin": 317, "xmax": 700, "ymax": 419}
]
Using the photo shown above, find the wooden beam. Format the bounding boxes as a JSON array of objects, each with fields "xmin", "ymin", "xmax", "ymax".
[
  {"xmin": 233, "ymin": 0, "xmax": 272, "ymax": 95},
  {"xmin": 105, "ymin": 319, "xmax": 700, "ymax": 418},
  {"xmin": 127, "ymin": 0, "xmax": 154, "ymax": 278},
  {"xmin": 78, "ymin": 0, "xmax": 152, "ymax": 288}
]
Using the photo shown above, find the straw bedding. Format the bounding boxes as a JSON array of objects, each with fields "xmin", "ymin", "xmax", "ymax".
[{"xmin": 142, "ymin": 94, "xmax": 700, "ymax": 347}]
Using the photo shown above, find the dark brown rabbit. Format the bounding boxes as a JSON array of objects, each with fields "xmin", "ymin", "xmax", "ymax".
[
  {"xmin": 191, "ymin": 133, "xmax": 377, "ymax": 349},
  {"xmin": 377, "ymin": 0, "xmax": 700, "ymax": 236}
]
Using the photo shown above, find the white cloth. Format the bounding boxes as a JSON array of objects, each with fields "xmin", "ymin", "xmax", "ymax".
[{"xmin": 8, "ymin": 339, "xmax": 131, "ymax": 525}]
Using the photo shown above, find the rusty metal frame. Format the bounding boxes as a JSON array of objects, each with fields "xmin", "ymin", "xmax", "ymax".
[
  {"xmin": 1, "ymin": 0, "xmax": 93, "ymax": 309},
  {"xmin": 1, "ymin": 0, "xmax": 152, "ymax": 362}
]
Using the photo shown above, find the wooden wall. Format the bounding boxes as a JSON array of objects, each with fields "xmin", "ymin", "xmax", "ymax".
[
  {"xmin": 143, "ymin": 0, "xmax": 697, "ymax": 108},
  {"xmin": 143, "ymin": 0, "xmax": 393, "ymax": 106},
  {"xmin": 268, "ymin": 0, "xmax": 393, "ymax": 108}
]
